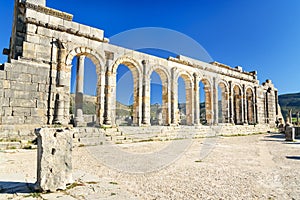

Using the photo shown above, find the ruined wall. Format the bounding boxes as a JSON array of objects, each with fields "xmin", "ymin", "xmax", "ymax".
[{"xmin": 0, "ymin": 0, "xmax": 282, "ymax": 140}]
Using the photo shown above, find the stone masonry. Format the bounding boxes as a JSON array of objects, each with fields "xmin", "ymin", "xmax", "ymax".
[{"xmin": 0, "ymin": 0, "xmax": 282, "ymax": 139}]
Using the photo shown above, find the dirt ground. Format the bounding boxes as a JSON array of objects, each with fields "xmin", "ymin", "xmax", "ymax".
[{"xmin": 0, "ymin": 132, "xmax": 299, "ymax": 200}]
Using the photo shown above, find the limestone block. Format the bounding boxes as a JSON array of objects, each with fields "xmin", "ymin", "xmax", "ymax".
[
  {"xmin": 79, "ymin": 24, "xmax": 91, "ymax": 36},
  {"xmin": 12, "ymin": 107, "xmax": 31, "ymax": 117},
  {"xmin": 2, "ymin": 107, "xmax": 12, "ymax": 116},
  {"xmin": 90, "ymin": 27, "xmax": 104, "ymax": 40},
  {"xmin": 37, "ymin": 26, "xmax": 53, "ymax": 37},
  {"xmin": 26, "ymin": 24, "xmax": 37, "ymax": 34},
  {"xmin": 3, "ymin": 80, "xmax": 10, "ymax": 89},
  {"xmin": 2, "ymin": 116, "xmax": 25, "ymax": 124},
  {"xmin": 32, "ymin": 74, "xmax": 48, "ymax": 84},
  {"xmin": 35, "ymin": 128, "xmax": 73, "ymax": 192},
  {"xmin": 285, "ymin": 126, "xmax": 295, "ymax": 141},
  {"xmin": 24, "ymin": 0, "xmax": 46, "ymax": 6},
  {"xmin": 10, "ymin": 81, "xmax": 38, "ymax": 91},
  {"xmin": 0, "ymin": 98, "xmax": 10, "ymax": 107},
  {"xmin": 6, "ymin": 71, "xmax": 31, "ymax": 82},
  {"xmin": 10, "ymin": 98, "xmax": 36, "ymax": 108},
  {"xmin": 26, "ymin": 34, "xmax": 40, "ymax": 44},
  {"xmin": 49, "ymin": 16, "xmax": 64, "ymax": 26}
]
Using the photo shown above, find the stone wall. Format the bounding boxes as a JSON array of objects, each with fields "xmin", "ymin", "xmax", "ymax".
[{"xmin": 0, "ymin": 0, "xmax": 282, "ymax": 140}]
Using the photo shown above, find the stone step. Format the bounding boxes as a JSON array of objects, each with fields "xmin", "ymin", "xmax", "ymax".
[
  {"xmin": 0, "ymin": 142, "xmax": 21, "ymax": 150},
  {"xmin": 74, "ymin": 137, "xmax": 105, "ymax": 147}
]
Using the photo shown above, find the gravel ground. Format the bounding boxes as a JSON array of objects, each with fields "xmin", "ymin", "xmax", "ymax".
[{"xmin": 0, "ymin": 133, "xmax": 299, "ymax": 200}]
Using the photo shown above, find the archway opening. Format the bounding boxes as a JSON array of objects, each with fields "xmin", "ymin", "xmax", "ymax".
[
  {"xmin": 150, "ymin": 71, "xmax": 163, "ymax": 125},
  {"xmin": 70, "ymin": 56, "xmax": 98, "ymax": 127},
  {"xmin": 233, "ymin": 85, "xmax": 242, "ymax": 125},
  {"xmin": 178, "ymin": 74, "xmax": 193, "ymax": 125},
  {"xmin": 115, "ymin": 64, "xmax": 134, "ymax": 126},
  {"xmin": 246, "ymin": 88, "xmax": 255, "ymax": 124},
  {"xmin": 199, "ymin": 79, "xmax": 212, "ymax": 125},
  {"xmin": 178, "ymin": 76, "xmax": 186, "ymax": 125},
  {"xmin": 218, "ymin": 82, "xmax": 228, "ymax": 123}
]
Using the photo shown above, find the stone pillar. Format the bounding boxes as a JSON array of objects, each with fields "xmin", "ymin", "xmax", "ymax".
[
  {"xmin": 185, "ymin": 81, "xmax": 194, "ymax": 125},
  {"xmin": 74, "ymin": 55, "xmax": 86, "ymax": 127},
  {"xmin": 254, "ymin": 86, "xmax": 258, "ymax": 124},
  {"xmin": 104, "ymin": 59, "xmax": 113, "ymax": 125},
  {"xmin": 243, "ymin": 85, "xmax": 248, "ymax": 124},
  {"xmin": 141, "ymin": 60, "xmax": 151, "ymax": 126},
  {"xmin": 213, "ymin": 78, "xmax": 218, "ymax": 124},
  {"xmin": 265, "ymin": 91, "xmax": 269, "ymax": 124},
  {"xmin": 297, "ymin": 112, "xmax": 299, "ymax": 126},
  {"xmin": 96, "ymin": 71, "xmax": 105, "ymax": 125},
  {"xmin": 35, "ymin": 128, "xmax": 73, "ymax": 192},
  {"xmin": 193, "ymin": 74, "xmax": 200, "ymax": 125},
  {"xmin": 171, "ymin": 69, "xmax": 178, "ymax": 125},
  {"xmin": 228, "ymin": 81, "xmax": 234, "ymax": 124},
  {"xmin": 53, "ymin": 94, "xmax": 64, "ymax": 124}
]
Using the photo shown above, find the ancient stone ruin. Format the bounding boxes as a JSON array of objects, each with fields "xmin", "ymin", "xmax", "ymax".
[{"xmin": 0, "ymin": 0, "xmax": 283, "ymax": 141}]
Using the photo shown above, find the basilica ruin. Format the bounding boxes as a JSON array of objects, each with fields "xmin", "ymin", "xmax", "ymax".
[{"xmin": 0, "ymin": 0, "xmax": 282, "ymax": 141}]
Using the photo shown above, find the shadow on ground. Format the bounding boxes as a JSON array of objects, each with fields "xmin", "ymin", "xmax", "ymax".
[
  {"xmin": 286, "ymin": 156, "xmax": 300, "ymax": 160},
  {"xmin": 0, "ymin": 181, "xmax": 35, "ymax": 194}
]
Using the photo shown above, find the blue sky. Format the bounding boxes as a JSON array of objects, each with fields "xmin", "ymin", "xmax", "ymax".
[{"xmin": 1, "ymin": 0, "xmax": 300, "ymax": 103}]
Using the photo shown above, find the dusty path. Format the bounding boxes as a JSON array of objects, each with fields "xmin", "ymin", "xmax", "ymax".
[{"xmin": 0, "ymin": 133, "xmax": 299, "ymax": 199}]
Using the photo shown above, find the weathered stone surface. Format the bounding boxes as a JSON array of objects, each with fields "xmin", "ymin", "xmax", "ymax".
[
  {"xmin": 285, "ymin": 126, "xmax": 295, "ymax": 141},
  {"xmin": 35, "ymin": 128, "xmax": 73, "ymax": 192}
]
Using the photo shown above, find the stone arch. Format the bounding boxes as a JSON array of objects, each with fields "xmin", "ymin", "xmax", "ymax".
[
  {"xmin": 65, "ymin": 47, "xmax": 105, "ymax": 73},
  {"xmin": 199, "ymin": 77, "xmax": 213, "ymax": 125},
  {"xmin": 177, "ymin": 71, "xmax": 194, "ymax": 125},
  {"xmin": 246, "ymin": 87, "xmax": 255, "ymax": 124},
  {"xmin": 148, "ymin": 65, "xmax": 171, "ymax": 125},
  {"xmin": 233, "ymin": 84, "xmax": 243, "ymax": 124},
  {"xmin": 217, "ymin": 80, "xmax": 229, "ymax": 123},
  {"xmin": 64, "ymin": 47, "xmax": 105, "ymax": 127},
  {"xmin": 107, "ymin": 56, "xmax": 143, "ymax": 126}
]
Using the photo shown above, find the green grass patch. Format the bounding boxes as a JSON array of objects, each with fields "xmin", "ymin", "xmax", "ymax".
[
  {"xmin": 109, "ymin": 181, "xmax": 118, "ymax": 185},
  {"xmin": 195, "ymin": 160, "xmax": 202, "ymax": 163}
]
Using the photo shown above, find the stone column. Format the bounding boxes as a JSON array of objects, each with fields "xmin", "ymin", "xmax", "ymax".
[
  {"xmin": 141, "ymin": 60, "xmax": 151, "ymax": 126},
  {"xmin": 213, "ymin": 77, "xmax": 218, "ymax": 124},
  {"xmin": 228, "ymin": 81, "xmax": 234, "ymax": 124},
  {"xmin": 74, "ymin": 55, "xmax": 86, "ymax": 127},
  {"xmin": 193, "ymin": 74, "xmax": 200, "ymax": 125},
  {"xmin": 53, "ymin": 94, "xmax": 64, "ymax": 124},
  {"xmin": 243, "ymin": 85, "xmax": 248, "ymax": 124},
  {"xmin": 171, "ymin": 69, "xmax": 178, "ymax": 125},
  {"xmin": 297, "ymin": 112, "xmax": 299, "ymax": 125},
  {"xmin": 104, "ymin": 60, "xmax": 113, "ymax": 125},
  {"xmin": 254, "ymin": 86, "xmax": 258, "ymax": 124},
  {"xmin": 96, "ymin": 71, "xmax": 105, "ymax": 125}
]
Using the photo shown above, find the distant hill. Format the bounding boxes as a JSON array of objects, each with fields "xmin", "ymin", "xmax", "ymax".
[
  {"xmin": 278, "ymin": 92, "xmax": 300, "ymax": 118},
  {"xmin": 70, "ymin": 94, "xmax": 132, "ymax": 116}
]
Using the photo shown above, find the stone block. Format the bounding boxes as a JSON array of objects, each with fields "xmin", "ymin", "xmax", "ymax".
[
  {"xmin": 37, "ymin": 26, "xmax": 53, "ymax": 37},
  {"xmin": 90, "ymin": 27, "xmax": 104, "ymax": 40},
  {"xmin": 39, "ymin": 35, "xmax": 52, "ymax": 46},
  {"xmin": 1, "ymin": 116, "xmax": 25, "ymax": 124},
  {"xmin": 12, "ymin": 107, "xmax": 31, "ymax": 117},
  {"xmin": 10, "ymin": 81, "xmax": 38, "ymax": 91},
  {"xmin": 6, "ymin": 71, "xmax": 31, "ymax": 82},
  {"xmin": 49, "ymin": 16, "xmax": 64, "ymax": 26},
  {"xmin": 79, "ymin": 24, "xmax": 91, "ymax": 35},
  {"xmin": 2, "ymin": 107, "xmax": 12, "ymax": 116},
  {"xmin": 10, "ymin": 98, "xmax": 36, "ymax": 108},
  {"xmin": 3, "ymin": 80, "xmax": 11, "ymax": 89},
  {"xmin": 30, "ymin": 108, "xmax": 45, "ymax": 117},
  {"xmin": 285, "ymin": 126, "xmax": 295, "ymax": 141},
  {"xmin": 26, "ymin": 24, "xmax": 37, "ymax": 34},
  {"xmin": 0, "ymin": 98, "xmax": 10, "ymax": 107},
  {"xmin": 35, "ymin": 128, "xmax": 73, "ymax": 192}
]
